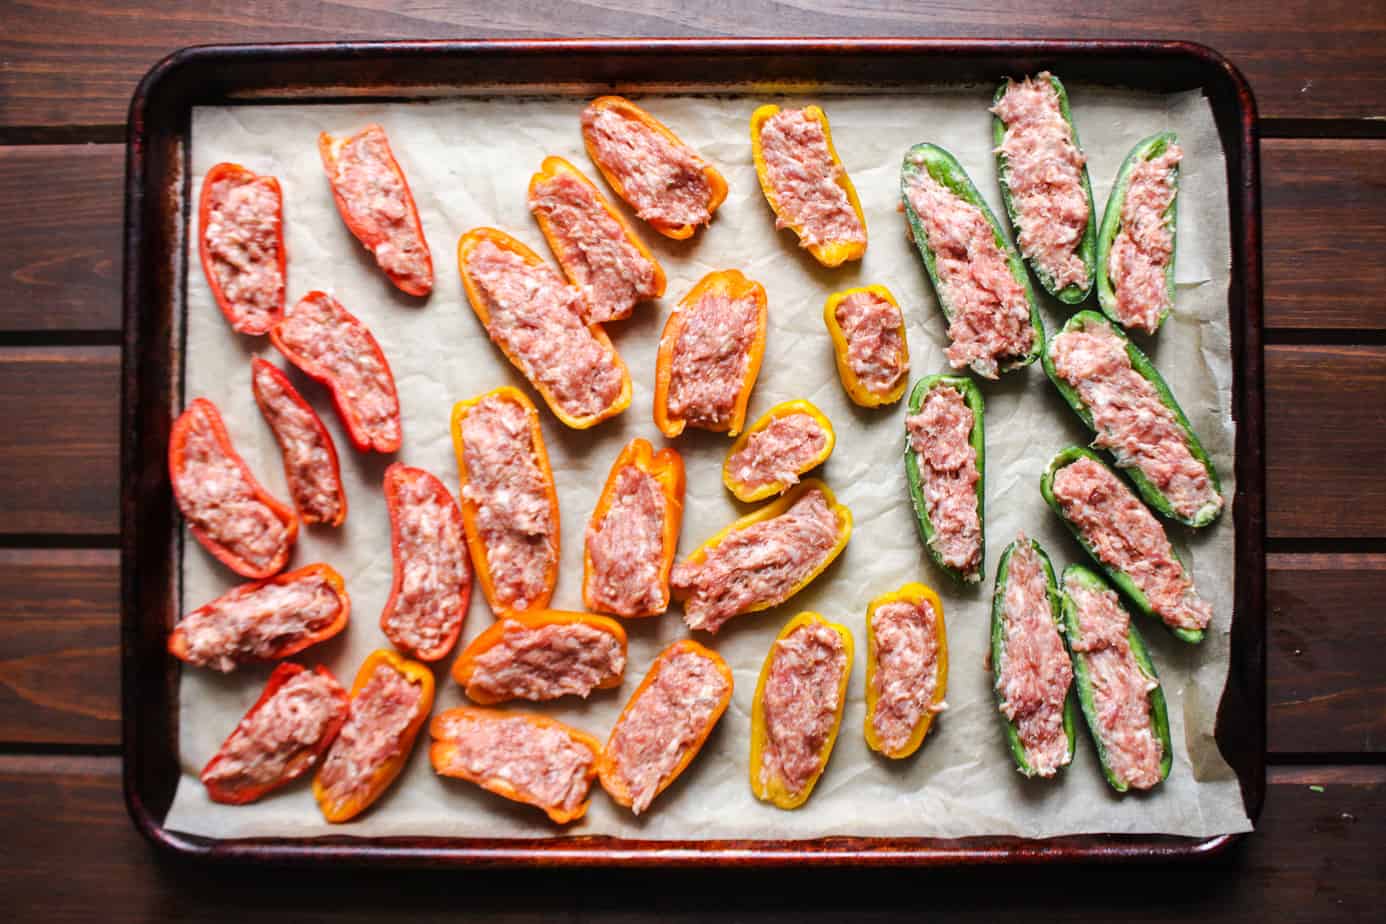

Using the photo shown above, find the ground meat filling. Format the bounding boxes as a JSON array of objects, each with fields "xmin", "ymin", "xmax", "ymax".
[
  {"xmin": 383, "ymin": 468, "xmax": 469, "ymax": 656},
  {"xmin": 759, "ymin": 621, "xmax": 847, "ymax": 797},
  {"xmin": 726, "ymin": 413, "xmax": 828, "ymax": 492},
  {"xmin": 757, "ymin": 108, "xmax": 865, "ymax": 249},
  {"xmin": 331, "ymin": 126, "xmax": 431, "ymax": 290},
  {"xmin": 434, "ymin": 712, "xmax": 595, "ymax": 814},
  {"xmin": 1050, "ymin": 324, "xmax": 1221, "ymax": 521},
  {"xmin": 606, "ymin": 648, "xmax": 730, "ymax": 814},
  {"xmin": 1052, "ymin": 456, "xmax": 1212, "ymax": 631},
  {"xmin": 202, "ymin": 670, "xmax": 346, "ymax": 791},
  {"xmin": 317, "ymin": 664, "xmax": 422, "ymax": 806},
  {"xmin": 1107, "ymin": 145, "xmax": 1182, "ymax": 333},
  {"xmin": 834, "ymin": 291, "xmax": 907, "ymax": 397},
  {"xmin": 460, "ymin": 396, "xmax": 557, "ymax": 611},
  {"xmin": 177, "ymin": 571, "xmax": 343, "ymax": 673},
  {"xmin": 905, "ymin": 169, "xmax": 1034, "ymax": 378},
  {"xmin": 202, "ymin": 171, "xmax": 283, "ymax": 332},
  {"xmin": 996, "ymin": 537, "xmax": 1073, "ymax": 776},
  {"xmin": 467, "ymin": 620, "xmax": 626, "ymax": 702},
  {"xmin": 585, "ymin": 465, "xmax": 668, "ymax": 617},
  {"xmin": 465, "ymin": 239, "xmax": 624, "ymax": 420},
  {"xmin": 582, "ymin": 105, "xmax": 713, "ymax": 228},
  {"xmin": 672, "ymin": 487, "xmax": 840, "ymax": 634},
  {"xmin": 1065, "ymin": 576, "xmax": 1164, "ymax": 789},
  {"xmin": 252, "ymin": 364, "xmax": 342, "ymax": 525},
  {"xmin": 906, "ymin": 386, "xmax": 982, "ymax": 576},
  {"xmin": 870, "ymin": 600, "xmax": 946, "ymax": 754},
  {"xmin": 276, "ymin": 294, "xmax": 401, "ymax": 450},
  {"xmin": 666, "ymin": 291, "xmax": 759, "ymax": 429},
  {"xmin": 991, "ymin": 74, "xmax": 1090, "ymax": 291},
  {"xmin": 528, "ymin": 170, "xmax": 659, "ymax": 323},
  {"xmin": 174, "ymin": 404, "xmax": 289, "ymax": 574}
]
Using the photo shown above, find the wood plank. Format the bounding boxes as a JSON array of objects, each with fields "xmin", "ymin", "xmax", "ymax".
[
  {"xmin": 0, "ymin": 549, "xmax": 120, "ymax": 745},
  {"xmin": 1266, "ymin": 345, "xmax": 1386, "ymax": 538},
  {"xmin": 1, "ymin": 1, "xmax": 1383, "ymax": 126},
  {"xmin": 0, "ymin": 146, "xmax": 124, "ymax": 332},
  {"xmin": 0, "ymin": 347, "xmax": 119, "ymax": 535},
  {"xmin": 0, "ymin": 756, "xmax": 1379, "ymax": 921},
  {"xmin": 1263, "ymin": 140, "xmax": 1386, "ymax": 330}
]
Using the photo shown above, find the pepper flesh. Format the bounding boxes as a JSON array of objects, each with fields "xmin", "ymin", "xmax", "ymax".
[
  {"xmin": 457, "ymin": 226, "xmax": 632, "ymax": 430},
  {"xmin": 583, "ymin": 438, "xmax": 685, "ymax": 618},
  {"xmin": 200, "ymin": 663, "xmax": 350, "ymax": 805},
  {"xmin": 313, "ymin": 648, "xmax": 435, "ymax": 823},
  {"xmin": 903, "ymin": 375, "xmax": 986, "ymax": 584},
  {"xmin": 748, "ymin": 611, "xmax": 853, "ymax": 809},
  {"xmin": 451, "ymin": 609, "xmax": 627, "ymax": 703},
  {"xmin": 528, "ymin": 155, "xmax": 667, "ymax": 323},
  {"xmin": 168, "ymin": 397, "xmax": 298, "ymax": 579},
  {"xmin": 580, "ymin": 95, "xmax": 729, "ymax": 240},
  {"xmin": 1095, "ymin": 132, "xmax": 1180, "ymax": 334},
  {"xmin": 318, "ymin": 124, "xmax": 434, "ymax": 296},
  {"xmin": 864, "ymin": 582, "xmax": 949, "ymax": 759},
  {"xmin": 269, "ymin": 290, "xmax": 403, "ymax": 453},
  {"xmin": 823, "ymin": 285, "xmax": 910, "ymax": 407},
  {"xmin": 429, "ymin": 706, "xmax": 603, "ymax": 824},
  {"xmin": 721, "ymin": 399, "xmax": 836, "ymax": 503},
  {"xmin": 653, "ymin": 269, "xmax": 768, "ymax": 438},
  {"xmin": 250, "ymin": 358, "xmax": 347, "ymax": 527},
  {"xmin": 749, "ymin": 104, "xmax": 867, "ymax": 267},
  {"xmin": 197, "ymin": 162, "xmax": 286, "ymax": 335},
  {"xmin": 379, "ymin": 462, "xmax": 472, "ymax": 662},
  {"xmin": 450, "ymin": 387, "xmax": 561, "ymax": 615},
  {"xmin": 168, "ymin": 562, "xmax": 351, "ymax": 671},
  {"xmin": 597, "ymin": 639, "xmax": 734, "ymax": 814}
]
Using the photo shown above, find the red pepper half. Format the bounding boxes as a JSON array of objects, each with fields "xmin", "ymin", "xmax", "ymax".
[
  {"xmin": 250, "ymin": 358, "xmax": 347, "ymax": 527},
  {"xmin": 168, "ymin": 397, "xmax": 298, "ymax": 579},
  {"xmin": 319, "ymin": 124, "xmax": 434, "ymax": 296},
  {"xmin": 380, "ymin": 462, "xmax": 472, "ymax": 662},
  {"xmin": 200, "ymin": 663, "xmax": 350, "ymax": 805},
  {"xmin": 197, "ymin": 162, "xmax": 287, "ymax": 335},
  {"xmin": 270, "ymin": 291, "xmax": 403, "ymax": 453}
]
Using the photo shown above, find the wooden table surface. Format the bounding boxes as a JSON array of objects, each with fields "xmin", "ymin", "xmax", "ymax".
[{"xmin": 2, "ymin": 2, "xmax": 1383, "ymax": 920}]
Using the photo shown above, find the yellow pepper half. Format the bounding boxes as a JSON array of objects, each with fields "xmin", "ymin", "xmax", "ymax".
[
  {"xmin": 863, "ymin": 582, "xmax": 948, "ymax": 759},
  {"xmin": 721, "ymin": 399, "xmax": 836, "ymax": 503},
  {"xmin": 749, "ymin": 611, "xmax": 854, "ymax": 809},
  {"xmin": 750, "ymin": 104, "xmax": 867, "ymax": 268},
  {"xmin": 823, "ymin": 285, "xmax": 910, "ymax": 408}
]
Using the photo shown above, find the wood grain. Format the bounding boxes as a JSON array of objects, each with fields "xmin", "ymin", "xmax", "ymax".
[
  {"xmin": 1, "ymin": 1, "xmax": 1383, "ymax": 127},
  {"xmin": 1263, "ymin": 140, "xmax": 1386, "ymax": 330},
  {"xmin": 0, "ymin": 756, "xmax": 1377, "ymax": 921},
  {"xmin": 0, "ymin": 347, "xmax": 118, "ymax": 535},
  {"xmin": 1266, "ymin": 345, "xmax": 1386, "ymax": 538},
  {"xmin": 0, "ymin": 146, "xmax": 124, "ymax": 332},
  {"xmin": 0, "ymin": 549, "xmax": 120, "ymax": 745}
]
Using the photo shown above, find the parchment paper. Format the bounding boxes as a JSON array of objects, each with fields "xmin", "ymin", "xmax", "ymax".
[{"xmin": 166, "ymin": 85, "xmax": 1251, "ymax": 841}]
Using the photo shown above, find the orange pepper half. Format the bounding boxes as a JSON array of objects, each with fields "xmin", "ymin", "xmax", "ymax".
[
  {"xmin": 313, "ymin": 649, "xmax": 435, "ymax": 823},
  {"xmin": 581, "ymin": 95, "xmax": 728, "ymax": 240},
  {"xmin": 450, "ymin": 609, "xmax": 628, "ymax": 702},
  {"xmin": 430, "ymin": 706, "xmax": 603, "ymax": 824},
  {"xmin": 750, "ymin": 104, "xmax": 867, "ymax": 267},
  {"xmin": 863, "ymin": 582, "xmax": 949, "ymax": 760},
  {"xmin": 722, "ymin": 399, "xmax": 836, "ymax": 503},
  {"xmin": 450, "ymin": 387, "xmax": 560, "ymax": 615},
  {"xmin": 653, "ymin": 269, "xmax": 768, "ymax": 439},
  {"xmin": 597, "ymin": 639, "xmax": 734, "ymax": 814},
  {"xmin": 457, "ymin": 226, "xmax": 632, "ymax": 430},
  {"xmin": 168, "ymin": 397, "xmax": 298, "ymax": 579},
  {"xmin": 748, "ymin": 611, "xmax": 854, "ymax": 809},
  {"xmin": 583, "ymin": 438, "xmax": 685, "ymax": 617},
  {"xmin": 823, "ymin": 285, "xmax": 911, "ymax": 408},
  {"xmin": 528, "ymin": 155, "xmax": 667, "ymax": 321}
]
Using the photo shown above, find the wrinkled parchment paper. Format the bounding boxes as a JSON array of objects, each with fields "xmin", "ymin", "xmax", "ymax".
[{"xmin": 166, "ymin": 86, "xmax": 1251, "ymax": 841}]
